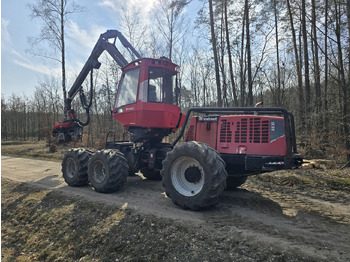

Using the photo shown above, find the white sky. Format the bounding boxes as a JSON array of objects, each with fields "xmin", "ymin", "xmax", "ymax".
[{"xmin": 1, "ymin": 0, "xmax": 201, "ymax": 99}]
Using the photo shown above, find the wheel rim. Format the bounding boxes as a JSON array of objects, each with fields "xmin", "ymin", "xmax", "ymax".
[
  {"xmin": 66, "ymin": 158, "xmax": 77, "ymax": 179},
  {"xmin": 92, "ymin": 160, "xmax": 106, "ymax": 184},
  {"xmin": 171, "ymin": 156, "xmax": 204, "ymax": 197}
]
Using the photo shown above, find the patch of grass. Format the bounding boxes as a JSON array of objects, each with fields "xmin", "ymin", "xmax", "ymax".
[
  {"xmin": 1, "ymin": 140, "xmax": 66, "ymax": 162},
  {"xmin": 252, "ymin": 168, "xmax": 350, "ymax": 192},
  {"xmin": 1, "ymin": 140, "xmax": 36, "ymax": 146}
]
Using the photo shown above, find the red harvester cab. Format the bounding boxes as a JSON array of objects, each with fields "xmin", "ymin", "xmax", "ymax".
[{"xmin": 112, "ymin": 57, "xmax": 185, "ymax": 141}]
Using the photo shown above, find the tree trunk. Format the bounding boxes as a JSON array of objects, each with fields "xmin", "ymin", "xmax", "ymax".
[
  {"xmin": 302, "ymin": 0, "xmax": 311, "ymax": 135},
  {"xmin": 208, "ymin": 0, "xmax": 222, "ymax": 107},
  {"xmin": 274, "ymin": 0, "xmax": 281, "ymax": 106},
  {"xmin": 224, "ymin": 0, "xmax": 238, "ymax": 106},
  {"xmin": 341, "ymin": 0, "xmax": 350, "ymax": 161},
  {"xmin": 169, "ymin": 9, "xmax": 174, "ymax": 60},
  {"xmin": 240, "ymin": 3, "xmax": 246, "ymax": 107},
  {"xmin": 324, "ymin": 0, "xmax": 329, "ymax": 142},
  {"xmin": 61, "ymin": 0, "xmax": 67, "ymax": 119},
  {"xmin": 245, "ymin": 0, "xmax": 253, "ymax": 107},
  {"xmin": 311, "ymin": 0, "xmax": 322, "ymax": 130},
  {"xmin": 220, "ymin": 5, "xmax": 228, "ymax": 107},
  {"xmin": 347, "ymin": 0, "xmax": 350, "ymax": 73}
]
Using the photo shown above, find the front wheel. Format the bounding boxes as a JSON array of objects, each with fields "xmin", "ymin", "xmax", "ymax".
[
  {"xmin": 88, "ymin": 149, "xmax": 128, "ymax": 193},
  {"xmin": 161, "ymin": 142, "xmax": 227, "ymax": 210}
]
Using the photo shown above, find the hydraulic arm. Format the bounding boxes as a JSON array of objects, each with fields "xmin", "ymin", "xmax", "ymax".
[
  {"xmin": 52, "ymin": 30, "xmax": 141, "ymax": 143},
  {"xmin": 68, "ymin": 30, "xmax": 141, "ymax": 100}
]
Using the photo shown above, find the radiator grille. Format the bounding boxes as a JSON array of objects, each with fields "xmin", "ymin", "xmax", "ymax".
[
  {"xmin": 235, "ymin": 118, "xmax": 269, "ymax": 144},
  {"xmin": 219, "ymin": 119, "xmax": 232, "ymax": 143},
  {"xmin": 235, "ymin": 118, "xmax": 248, "ymax": 143}
]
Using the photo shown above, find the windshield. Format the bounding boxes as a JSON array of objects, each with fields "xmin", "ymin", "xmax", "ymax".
[{"xmin": 114, "ymin": 68, "xmax": 140, "ymax": 109}]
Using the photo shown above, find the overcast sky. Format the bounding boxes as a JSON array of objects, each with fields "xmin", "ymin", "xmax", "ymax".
[{"xmin": 1, "ymin": 0, "xmax": 200, "ymax": 99}]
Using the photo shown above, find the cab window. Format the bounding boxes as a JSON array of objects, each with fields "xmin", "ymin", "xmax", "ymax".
[
  {"xmin": 148, "ymin": 67, "xmax": 176, "ymax": 105},
  {"xmin": 114, "ymin": 68, "xmax": 140, "ymax": 109},
  {"xmin": 148, "ymin": 68, "xmax": 163, "ymax": 102}
]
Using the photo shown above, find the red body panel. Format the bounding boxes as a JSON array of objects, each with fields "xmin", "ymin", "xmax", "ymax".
[
  {"xmin": 113, "ymin": 101, "xmax": 185, "ymax": 130},
  {"xmin": 52, "ymin": 110, "xmax": 78, "ymax": 131},
  {"xmin": 53, "ymin": 120, "xmax": 76, "ymax": 130},
  {"xmin": 185, "ymin": 115, "xmax": 287, "ymax": 156}
]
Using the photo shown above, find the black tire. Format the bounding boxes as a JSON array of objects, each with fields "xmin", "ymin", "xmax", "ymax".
[
  {"xmin": 125, "ymin": 150, "xmax": 138, "ymax": 176},
  {"xmin": 62, "ymin": 148, "xmax": 92, "ymax": 186},
  {"xmin": 161, "ymin": 142, "xmax": 227, "ymax": 210},
  {"xmin": 141, "ymin": 168, "xmax": 162, "ymax": 180},
  {"xmin": 225, "ymin": 176, "xmax": 247, "ymax": 190},
  {"xmin": 88, "ymin": 149, "xmax": 128, "ymax": 193}
]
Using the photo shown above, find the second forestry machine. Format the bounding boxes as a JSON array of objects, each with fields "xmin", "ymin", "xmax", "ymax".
[{"xmin": 53, "ymin": 30, "xmax": 302, "ymax": 210}]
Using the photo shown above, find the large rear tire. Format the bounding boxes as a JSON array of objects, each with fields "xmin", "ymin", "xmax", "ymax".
[
  {"xmin": 161, "ymin": 142, "xmax": 227, "ymax": 210},
  {"xmin": 62, "ymin": 148, "xmax": 92, "ymax": 186},
  {"xmin": 88, "ymin": 149, "xmax": 128, "ymax": 193}
]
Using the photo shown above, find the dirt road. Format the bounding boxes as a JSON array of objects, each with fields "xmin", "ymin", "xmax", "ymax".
[{"xmin": 2, "ymin": 156, "xmax": 350, "ymax": 261}]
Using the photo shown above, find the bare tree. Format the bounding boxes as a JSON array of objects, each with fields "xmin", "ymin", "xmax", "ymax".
[
  {"xmin": 28, "ymin": 0, "xmax": 84, "ymax": 117},
  {"xmin": 152, "ymin": 0, "xmax": 190, "ymax": 60},
  {"xmin": 324, "ymin": 0, "xmax": 329, "ymax": 141},
  {"xmin": 286, "ymin": 0, "xmax": 304, "ymax": 128},
  {"xmin": 245, "ymin": 0, "xmax": 253, "ymax": 107},
  {"xmin": 239, "ymin": 1, "xmax": 246, "ymax": 107},
  {"xmin": 273, "ymin": 0, "xmax": 281, "ymax": 106},
  {"xmin": 119, "ymin": 6, "xmax": 147, "ymax": 56},
  {"xmin": 209, "ymin": 0, "xmax": 223, "ymax": 107},
  {"xmin": 301, "ymin": 0, "xmax": 311, "ymax": 135},
  {"xmin": 224, "ymin": 0, "xmax": 238, "ymax": 106},
  {"xmin": 311, "ymin": 0, "xmax": 322, "ymax": 129}
]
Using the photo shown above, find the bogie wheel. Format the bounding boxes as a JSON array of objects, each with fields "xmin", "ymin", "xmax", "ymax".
[
  {"xmin": 62, "ymin": 148, "xmax": 92, "ymax": 186},
  {"xmin": 141, "ymin": 168, "xmax": 162, "ymax": 180},
  {"xmin": 88, "ymin": 149, "xmax": 128, "ymax": 193},
  {"xmin": 225, "ymin": 176, "xmax": 247, "ymax": 190},
  {"xmin": 161, "ymin": 142, "xmax": 227, "ymax": 210}
]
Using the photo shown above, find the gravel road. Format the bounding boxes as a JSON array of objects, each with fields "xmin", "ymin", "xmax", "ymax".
[{"xmin": 2, "ymin": 156, "xmax": 350, "ymax": 261}]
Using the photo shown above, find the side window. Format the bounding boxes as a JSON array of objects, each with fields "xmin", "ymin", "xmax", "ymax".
[
  {"xmin": 164, "ymin": 70, "xmax": 176, "ymax": 105},
  {"xmin": 148, "ymin": 68, "xmax": 163, "ymax": 102},
  {"xmin": 114, "ymin": 68, "xmax": 140, "ymax": 109}
]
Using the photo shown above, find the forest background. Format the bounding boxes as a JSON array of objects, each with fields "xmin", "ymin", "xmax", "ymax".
[{"xmin": 1, "ymin": 0, "xmax": 350, "ymax": 163}]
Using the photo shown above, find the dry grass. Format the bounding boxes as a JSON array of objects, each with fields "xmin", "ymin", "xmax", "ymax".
[
  {"xmin": 1, "ymin": 140, "xmax": 66, "ymax": 162},
  {"xmin": 2, "ymin": 179, "xmax": 298, "ymax": 262}
]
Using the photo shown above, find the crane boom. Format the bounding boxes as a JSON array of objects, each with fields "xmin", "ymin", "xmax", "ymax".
[
  {"xmin": 53, "ymin": 29, "xmax": 142, "ymax": 143},
  {"xmin": 68, "ymin": 30, "xmax": 142, "ymax": 101}
]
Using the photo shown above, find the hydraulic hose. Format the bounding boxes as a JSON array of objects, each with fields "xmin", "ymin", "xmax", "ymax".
[{"xmin": 77, "ymin": 69, "xmax": 94, "ymax": 126}]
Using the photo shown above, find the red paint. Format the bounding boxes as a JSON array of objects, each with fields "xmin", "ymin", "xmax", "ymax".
[
  {"xmin": 112, "ymin": 57, "xmax": 185, "ymax": 131},
  {"xmin": 185, "ymin": 115, "xmax": 287, "ymax": 156},
  {"xmin": 113, "ymin": 101, "xmax": 184, "ymax": 130}
]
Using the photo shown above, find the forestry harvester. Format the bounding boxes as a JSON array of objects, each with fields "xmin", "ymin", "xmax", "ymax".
[{"xmin": 52, "ymin": 30, "xmax": 302, "ymax": 210}]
